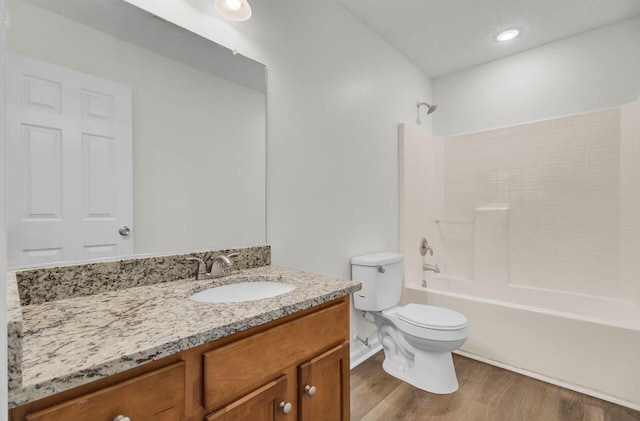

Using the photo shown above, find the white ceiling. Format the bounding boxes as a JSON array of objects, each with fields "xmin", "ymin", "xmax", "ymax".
[{"xmin": 337, "ymin": 0, "xmax": 640, "ymax": 78}]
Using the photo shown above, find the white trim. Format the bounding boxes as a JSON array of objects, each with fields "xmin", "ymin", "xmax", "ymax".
[
  {"xmin": 349, "ymin": 337, "xmax": 382, "ymax": 370},
  {"xmin": 454, "ymin": 350, "xmax": 640, "ymax": 412}
]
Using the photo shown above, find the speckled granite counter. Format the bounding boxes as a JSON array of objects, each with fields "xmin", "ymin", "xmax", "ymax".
[{"xmin": 7, "ymin": 265, "xmax": 361, "ymax": 408}]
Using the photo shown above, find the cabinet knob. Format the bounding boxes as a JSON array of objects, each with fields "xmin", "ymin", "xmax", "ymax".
[
  {"xmin": 113, "ymin": 416, "xmax": 131, "ymax": 421},
  {"xmin": 279, "ymin": 401, "xmax": 292, "ymax": 414},
  {"xmin": 304, "ymin": 385, "xmax": 316, "ymax": 397}
]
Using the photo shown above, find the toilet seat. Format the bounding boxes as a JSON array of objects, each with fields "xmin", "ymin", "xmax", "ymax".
[
  {"xmin": 396, "ymin": 303, "xmax": 468, "ymax": 331},
  {"xmin": 381, "ymin": 304, "xmax": 469, "ymax": 342}
]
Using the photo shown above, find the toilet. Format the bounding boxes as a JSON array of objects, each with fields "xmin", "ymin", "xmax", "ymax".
[{"xmin": 351, "ymin": 252, "xmax": 469, "ymax": 394}]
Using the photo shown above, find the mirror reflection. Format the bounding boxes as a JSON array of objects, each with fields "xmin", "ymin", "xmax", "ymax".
[{"xmin": 5, "ymin": 0, "xmax": 267, "ymax": 268}]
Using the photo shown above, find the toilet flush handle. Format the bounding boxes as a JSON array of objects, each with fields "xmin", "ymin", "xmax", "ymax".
[{"xmin": 377, "ymin": 266, "xmax": 385, "ymax": 274}]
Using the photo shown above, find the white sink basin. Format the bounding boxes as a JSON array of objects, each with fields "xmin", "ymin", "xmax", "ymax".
[{"xmin": 189, "ymin": 281, "xmax": 296, "ymax": 303}]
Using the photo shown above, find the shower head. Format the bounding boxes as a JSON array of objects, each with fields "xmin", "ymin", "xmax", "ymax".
[{"xmin": 416, "ymin": 101, "xmax": 438, "ymax": 124}]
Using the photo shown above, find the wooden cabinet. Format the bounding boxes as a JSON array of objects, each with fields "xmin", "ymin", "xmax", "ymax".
[
  {"xmin": 202, "ymin": 301, "xmax": 348, "ymax": 412},
  {"xmin": 9, "ymin": 297, "xmax": 351, "ymax": 421},
  {"xmin": 298, "ymin": 343, "xmax": 350, "ymax": 421},
  {"xmin": 206, "ymin": 342, "xmax": 350, "ymax": 421},
  {"xmin": 206, "ymin": 376, "xmax": 288, "ymax": 421},
  {"xmin": 24, "ymin": 362, "xmax": 185, "ymax": 421}
]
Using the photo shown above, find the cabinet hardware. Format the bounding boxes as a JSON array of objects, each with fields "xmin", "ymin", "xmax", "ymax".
[
  {"xmin": 304, "ymin": 385, "xmax": 316, "ymax": 397},
  {"xmin": 279, "ymin": 401, "xmax": 292, "ymax": 415}
]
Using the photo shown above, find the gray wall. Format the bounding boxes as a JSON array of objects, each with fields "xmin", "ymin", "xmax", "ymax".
[
  {"xmin": 124, "ymin": 0, "xmax": 433, "ymax": 355},
  {"xmin": 433, "ymin": 16, "xmax": 640, "ymax": 137},
  {"xmin": 1, "ymin": 0, "xmax": 7, "ymax": 415}
]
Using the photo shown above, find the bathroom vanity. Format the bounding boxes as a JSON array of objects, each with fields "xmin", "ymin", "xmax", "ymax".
[{"xmin": 6, "ymin": 247, "xmax": 360, "ymax": 421}]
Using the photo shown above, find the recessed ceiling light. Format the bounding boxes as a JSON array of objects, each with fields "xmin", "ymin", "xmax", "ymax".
[
  {"xmin": 214, "ymin": 0, "xmax": 252, "ymax": 21},
  {"xmin": 496, "ymin": 28, "xmax": 521, "ymax": 42},
  {"xmin": 226, "ymin": 0, "xmax": 242, "ymax": 10}
]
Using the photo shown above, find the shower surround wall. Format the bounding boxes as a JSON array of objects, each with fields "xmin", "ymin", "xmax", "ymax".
[
  {"xmin": 442, "ymin": 107, "xmax": 629, "ymax": 299},
  {"xmin": 400, "ymin": 102, "xmax": 640, "ymax": 408},
  {"xmin": 620, "ymin": 100, "xmax": 640, "ymax": 301},
  {"xmin": 398, "ymin": 124, "xmax": 443, "ymax": 288}
]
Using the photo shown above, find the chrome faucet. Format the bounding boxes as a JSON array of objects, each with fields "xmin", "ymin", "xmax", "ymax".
[
  {"xmin": 423, "ymin": 263, "xmax": 440, "ymax": 273},
  {"xmin": 187, "ymin": 253, "xmax": 240, "ymax": 280}
]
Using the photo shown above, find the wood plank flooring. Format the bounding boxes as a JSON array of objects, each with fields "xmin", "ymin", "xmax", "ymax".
[{"xmin": 351, "ymin": 351, "xmax": 640, "ymax": 421}]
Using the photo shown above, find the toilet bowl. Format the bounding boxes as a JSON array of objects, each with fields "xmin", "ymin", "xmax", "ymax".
[
  {"xmin": 375, "ymin": 304, "xmax": 469, "ymax": 393},
  {"xmin": 351, "ymin": 252, "xmax": 469, "ymax": 394}
]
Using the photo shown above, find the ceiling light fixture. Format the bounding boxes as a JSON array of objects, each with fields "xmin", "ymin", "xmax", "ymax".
[
  {"xmin": 214, "ymin": 0, "xmax": 252, "ymax": 21},
  {"xmin": 496, "ymin": 28, "xmax": 521, "ymax": 42}
]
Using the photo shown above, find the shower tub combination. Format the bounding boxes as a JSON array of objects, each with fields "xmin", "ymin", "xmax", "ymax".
[{"xmin": 403, "ymin": 275, "xmax": 640, "ymax": 410}]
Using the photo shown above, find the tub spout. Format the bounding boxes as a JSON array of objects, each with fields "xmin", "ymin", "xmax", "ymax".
[{"xmin": 423, "ymin": 263, "xmax": 440, "ymax": 273}]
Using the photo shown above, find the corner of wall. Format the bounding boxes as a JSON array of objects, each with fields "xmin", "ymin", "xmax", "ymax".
[{"xmin": 1, "ymin": 0, "xmax": 9, "ymax": 417}]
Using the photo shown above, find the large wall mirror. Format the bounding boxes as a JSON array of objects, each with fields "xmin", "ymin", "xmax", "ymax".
[{"xmin": 5, "ymin": 0, "xmax": 267, "ymax": 269}]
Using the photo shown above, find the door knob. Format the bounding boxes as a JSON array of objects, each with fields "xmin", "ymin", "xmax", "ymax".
[
  {"xmin": 113, "ymin": 416, "xmax": 131, "ymax": 421},
  {"xmin": 304, "ymin": 385, "xmax": 316, "ymax": 397},
  {"xmin": 118, "ymin": 226, "xmax": 131, "ymax": 236}
]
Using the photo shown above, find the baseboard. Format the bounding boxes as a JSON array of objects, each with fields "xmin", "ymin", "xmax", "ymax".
[
  {"xmin": 349, "ymin": 337, "xmax": 382, "ymax": 370},
  {"xmin": 454, "ymin": 350, "xmax": 640, "ymax": 412}
]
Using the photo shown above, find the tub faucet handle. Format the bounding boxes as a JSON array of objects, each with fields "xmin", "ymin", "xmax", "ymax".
[{"xmin": 420, "ymin": 238, "xmax": 434, "ymax": 256}]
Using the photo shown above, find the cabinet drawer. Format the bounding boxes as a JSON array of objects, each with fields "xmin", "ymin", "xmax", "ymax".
[
  {"xmin": 203, "ymin": 300, "xmax": 349, "ymax": 410},
  {"xmin": 25, "ymin": 362, "xmax": 186, "ymax": 421},
  {"xmin": 205, "ymin": 375, "xmax": 288, "ymax": 421}
]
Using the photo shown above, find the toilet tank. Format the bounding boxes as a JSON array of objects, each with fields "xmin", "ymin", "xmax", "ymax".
[{"xmin": 351, "ymin": 252, "xmax": 403, "ymax": 311}]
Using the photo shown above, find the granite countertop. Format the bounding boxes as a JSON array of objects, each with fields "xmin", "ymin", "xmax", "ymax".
[{"xmin": 8, "ymin": 265, "xmax": 361, "ymax": 408}]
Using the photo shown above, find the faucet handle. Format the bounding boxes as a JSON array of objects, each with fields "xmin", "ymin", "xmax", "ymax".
[
  {"xmin": 420, "ymin": 238, "xmax": 434, "ymax": 256},
  {"xmin": 226, "ymin": 252, "xmax": 241, "ymax": 267},
  {"xmin": 186, "ymin": 257, "xmax": 207, "ymax": 277},
  {"xmin": 226, "ymin": 252, "xmax": 241, "ymax": 261}
]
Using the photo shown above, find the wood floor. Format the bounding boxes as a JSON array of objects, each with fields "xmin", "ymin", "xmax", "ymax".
[{"xmin": 351, "ymin": 351, "xmax": 640, "ymax": 421}]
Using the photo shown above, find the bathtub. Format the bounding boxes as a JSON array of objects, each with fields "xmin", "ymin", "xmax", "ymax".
[{"xmin": 403, "ymin": 275, "xmax": 640, "ymax": 410}]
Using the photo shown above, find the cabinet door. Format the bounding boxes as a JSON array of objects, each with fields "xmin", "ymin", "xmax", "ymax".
[
  {"xmin": 24, "ymin": 362, "xmax": 185, "ymax": 421},
  {"xmin": 206, "ymin": 375, "xmax": 289, "ymax": 421},
  {"xmin": 298, "ymin": 342, "xmax": 350, "ymax": 421},
  {"xmin": 203, "ymin": 301, "xmax": 348, "ymax": 411}
]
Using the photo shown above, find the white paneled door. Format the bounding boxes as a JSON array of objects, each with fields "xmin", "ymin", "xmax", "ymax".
[{"xmin": 6, "ymin": 54, "xmax": 133, "ymax": 267}]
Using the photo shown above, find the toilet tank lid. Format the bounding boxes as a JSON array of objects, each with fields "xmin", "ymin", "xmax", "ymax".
[{"xmin": 351, "ymin": 252, "xmax": 403, "ymax": 266}]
